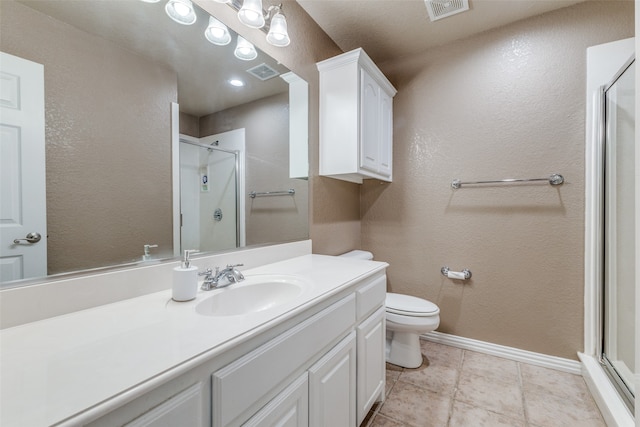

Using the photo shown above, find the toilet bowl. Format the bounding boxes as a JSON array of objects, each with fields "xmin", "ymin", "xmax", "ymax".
[{"xmin": 339, "ymin": 250, "xmax": 441, "ymax": 369}]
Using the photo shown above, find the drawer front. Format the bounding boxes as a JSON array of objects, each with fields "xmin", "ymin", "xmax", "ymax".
[
  {"xmin": 212, "ymin": 294, "xmax": 356, "ymax": 427},
  {"xmin": 356, "ymin": 274, "xmax": 386, "ymax": 321},
  {"xmin": 124, "ymin": 383, "xmax": 204, "ymax": 427}
]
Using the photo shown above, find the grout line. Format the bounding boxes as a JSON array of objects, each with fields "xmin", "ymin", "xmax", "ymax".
[
  {"xmin": 517, "ymin": 361, "xmax": 530, "ymax": 426},
  {"xmin": 445, "ymin": 349, "xmax": 466, "ymax": 427}
]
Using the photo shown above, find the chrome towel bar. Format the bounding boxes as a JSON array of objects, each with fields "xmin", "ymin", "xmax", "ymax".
[
  {"xmin": 249, "ymin": 189, "xmax": 295, "ymax": 198},
  {"xmin": 451, "ymin": 174, "xmax": 564, "ymax": 189}
]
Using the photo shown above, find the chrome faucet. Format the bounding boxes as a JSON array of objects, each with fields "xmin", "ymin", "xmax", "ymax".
[{"xmin": 199, "ymin": 264, "xmax": 245, "ymax": 290}]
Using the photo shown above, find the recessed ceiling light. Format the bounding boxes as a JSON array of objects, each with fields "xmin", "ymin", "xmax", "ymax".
[{"xmin": 229, "ymin": 79, "xmax": 245, "ymax": 87}]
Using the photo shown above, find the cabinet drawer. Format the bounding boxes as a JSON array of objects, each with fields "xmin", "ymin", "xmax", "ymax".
[
  {"xmin": 124, "ymin": 383, "xmax": 204, "ymax": 427},
  {"xmin": 212, "ymin": 294, "xmax": 356, "ymax": 427},
  {"xmin": 356, "ymin": 274, "xmax": 386, "ymax": 321}
]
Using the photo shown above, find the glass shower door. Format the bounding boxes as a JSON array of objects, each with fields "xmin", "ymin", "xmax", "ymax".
[
  {"xmin": 602, "ymin": 58, "xmax": 635, "ymax": 410},
  {"xmin": 180, "ymin": 140, "xmax": 239, "ymax": 253}
]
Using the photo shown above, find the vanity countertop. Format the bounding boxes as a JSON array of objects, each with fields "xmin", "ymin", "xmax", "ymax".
[{"xmin": 0, "ymin": 254, "xmax": 387, "ymax": 427}]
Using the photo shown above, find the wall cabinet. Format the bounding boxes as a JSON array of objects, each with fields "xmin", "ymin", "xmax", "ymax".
[{"xmin": 317, "ymin": 48, "xmax": 397, "ymax": 184}]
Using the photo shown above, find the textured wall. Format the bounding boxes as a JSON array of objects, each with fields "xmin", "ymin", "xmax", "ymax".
[
  {"xmin": 361, "ymin": 1, "xmax": 634, "ymax": 360},
  {"xmin": 200, "ymin": 93, "xmax": 308, "ymax": 245},
  {"xmin": 194, "ymin": 0, "xmax": 361, "ymax": 256},
  {"xmin": 0, "ymin": 1, "xmax": 176, "ymax": 274}
]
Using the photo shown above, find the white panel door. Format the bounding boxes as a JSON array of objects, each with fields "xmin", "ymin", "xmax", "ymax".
[
  {"xmin": 378, "ymin": 90, "xmax": 393, "ymax": 178},
  {"xmin": 243, "ymin": 373, "xmax": 309, "ymax": 427},
  {"xmin": 359, "ymin": 69, "xmax": 380, "ymax": 174},
  {"xmin": 308, "ymin": 332, "xmax": 356, "ymax": 427},
  {"xmin": 356, "ymin": 307, "xmax": 385, "ymax": 425},
  {"xmin": 0, "ymin": 52, "xmax": 47, "ymax": 283}
]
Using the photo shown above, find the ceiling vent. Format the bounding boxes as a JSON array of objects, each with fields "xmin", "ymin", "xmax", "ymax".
[
  {"xmin": 246, "ymin": 63, "xmax": 280, "ymax": 81},
  {"xmin": 424, "ymin": 0, "xmax": 469, "ymax": 22}
]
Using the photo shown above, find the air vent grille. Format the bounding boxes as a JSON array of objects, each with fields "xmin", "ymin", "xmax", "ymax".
[
  {"xmin": 425, "ymin": 0, "xmax": 469, "ymax": 22},
  {"xmin": 246, "ymin": 63, "xmax": 280, "ymax": 81}
]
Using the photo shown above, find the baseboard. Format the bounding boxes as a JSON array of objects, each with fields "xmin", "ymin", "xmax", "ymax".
[{"xmin": 421, "ymin": 331, "xmax": 581, "ymax": 375}]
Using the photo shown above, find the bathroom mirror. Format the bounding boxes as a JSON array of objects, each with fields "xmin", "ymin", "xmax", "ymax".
[{"xmin": 0, "ymin": 0, "xmax": 309, "ymax": 287}]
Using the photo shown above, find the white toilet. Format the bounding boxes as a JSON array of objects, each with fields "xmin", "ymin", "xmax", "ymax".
[{"xmin": 339, "ymin": 250, "xmax": 440, "ymax": 369}]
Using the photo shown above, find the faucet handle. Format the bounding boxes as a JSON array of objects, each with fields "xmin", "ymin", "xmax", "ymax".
[
  {"xmin": 226, "ymin": 263, "xmax": 244, "ymax": 268},
  {"xmin": 198, "ymin": 268, "xmax": 213, "ymax": 277}
]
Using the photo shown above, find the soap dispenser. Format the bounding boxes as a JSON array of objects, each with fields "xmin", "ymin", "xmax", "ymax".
[{"xmin": 172, "ymin": 249, "xmax": 199, "ymax": 301}]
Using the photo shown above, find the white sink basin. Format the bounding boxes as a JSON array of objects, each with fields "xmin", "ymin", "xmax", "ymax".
[{"xmin": 195, "ymin": 275, "xmax": 309, "ymax": 317}]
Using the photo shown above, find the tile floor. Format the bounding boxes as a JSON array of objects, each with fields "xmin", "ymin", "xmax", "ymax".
[{"xmin": 361, "ymin": 340, "xmax": 606, "ymax": 427}]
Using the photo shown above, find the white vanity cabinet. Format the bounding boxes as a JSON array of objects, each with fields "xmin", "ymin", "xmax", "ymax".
[
  {"xmin": 317, "ymin": 48, "xmax": 397, "ymax": 184},
  {"xmin": 211, "ymin": 273, "xmax": 387, "ymax": 427},
  {"xmin": 211, "ymin": 295, "xmax": 357, "ymax": 427},
  {"xmin": 60, "ymin": 263, "xmax": 387, "ymax": 427}
]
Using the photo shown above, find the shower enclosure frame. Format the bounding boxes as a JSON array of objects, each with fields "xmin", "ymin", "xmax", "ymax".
[
  {"xmin": 170, "ymin": 103, "xmax": 246, "ymax": 256},
  {"xmin": 179, "ymin": 135, "xmax": 243, "ymax": 250},
  {"xmin": 582, "ymin": 37, "xmax": 636, "ymax": 427},
  {"xmin": 600, "ymin": 55, "xmax": 636, "ymax": 411}
]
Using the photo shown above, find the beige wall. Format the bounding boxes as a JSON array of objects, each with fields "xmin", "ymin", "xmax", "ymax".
[
  {"xmin": 179, "ymin": 112, "xmax": 200, "ymax": 138},
  {"xmin": 0, "ymin": 1, "xmax": 176, "ymax": 274},
  {"xmin": 361, "ymin": 1, "xmax": 634, "ymax": 360},
  {"xmin": 195, "ymin": 0, "xmax": 635, "ymax": 359},
  {"xmin": 200, "ymin": 93, "xmax": 308, "ymax": 245}
]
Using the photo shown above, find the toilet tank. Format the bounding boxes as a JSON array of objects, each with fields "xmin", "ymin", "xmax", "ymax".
[{"xmin": 339, "ymin": 250, "xmax": 374, "ymax": 260}]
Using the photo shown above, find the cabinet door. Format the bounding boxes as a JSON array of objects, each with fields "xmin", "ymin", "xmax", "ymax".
[
  {"xmin": 356, "ymin": 308, "xmax": 386, "ymax": 425},
  {"xmin": 243, "ymin": 373, "xmax": 309, "ymax": 427},
  {"xmin": 359, "ymin": 69, "xmax": 380, "ymax": 174},
  {"xmin": 309, "ymin": 332, "xmax": 356, "ymax": 427},
  {"xmin": 378, "ymin": 90, "xmax": 393, "ymax": 178}
]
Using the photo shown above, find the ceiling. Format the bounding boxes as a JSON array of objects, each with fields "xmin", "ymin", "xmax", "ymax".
[
  {"xmin": 17, "ymin": 0, "xmax": 289, "ymax": 116},
  {"xmin": 296, "ymin": 0, "xmax": 589, "ymax": 64}
]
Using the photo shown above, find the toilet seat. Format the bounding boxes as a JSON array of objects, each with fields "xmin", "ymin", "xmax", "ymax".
[{"xmin": 386, "ymin": 293, "xmax": 439, "ymax": 317}]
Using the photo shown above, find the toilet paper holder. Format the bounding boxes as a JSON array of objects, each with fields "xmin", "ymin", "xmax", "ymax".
[{"xmin": 441, "ymin": 266, "xmax": 472, "ymax": 280}]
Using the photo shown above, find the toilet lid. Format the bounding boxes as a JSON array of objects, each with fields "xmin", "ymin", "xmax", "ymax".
[{"xmin": 386, "ymin": 293, "xmax": 440, "ymax": 316}]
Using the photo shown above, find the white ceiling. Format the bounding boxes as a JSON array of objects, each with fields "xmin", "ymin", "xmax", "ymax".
[
  {"xmin": 296, "ymin": 0, "xmax": 589, "ymax": 64},
  {"xmin": 17, "ymin": 0, "xmax": 289, "ymax": 116}
]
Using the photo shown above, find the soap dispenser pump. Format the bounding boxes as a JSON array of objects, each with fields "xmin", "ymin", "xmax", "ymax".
[{"xmin": 172, "ymin": 249, "xmax": 199, "ymax": 301}]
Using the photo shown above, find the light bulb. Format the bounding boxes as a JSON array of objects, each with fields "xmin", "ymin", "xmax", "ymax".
[
  {"xmin": 204, "ymin": 16, "xmax": 231, "ymax": 46},
  {"xmin": 165, "ymin": 0, "xmax": 196, "ymax": 25},
  {"xmin": 238, "ymin": 0, "xmax": 265, "ymax": 29},
  {"xmin": 266, "ymin": 12, "xmax": 290, "ymax": 47},
  {"xmin": 234, "ymin": 36, "xmax": 257, "ymax": 61},
  {"xmin": 173, "ymin": 2, "xmax": 190, "ymax": 16}
]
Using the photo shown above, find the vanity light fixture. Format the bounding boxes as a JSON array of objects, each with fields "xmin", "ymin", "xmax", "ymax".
[
  {"xmin": 266, "ymin": 7, "xmax": 290, "ymax": 47},
  {"xmin": 204, "ymin": 16, "xmax": 232, "ymax": 45},
  {"xmin": 234, "ymin": 2, "xmax": 290, "ymax": 47},
  {"xmin": 234, "ymin": 36, "xmax": 258, "ymax": 61},
  {"xmin": 238, "ymin": 0, "xmax": 266, "ymax": 28},
  {"xmin": 165, "ymin": 0, "xmax": 197, "ymax": 25}
]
